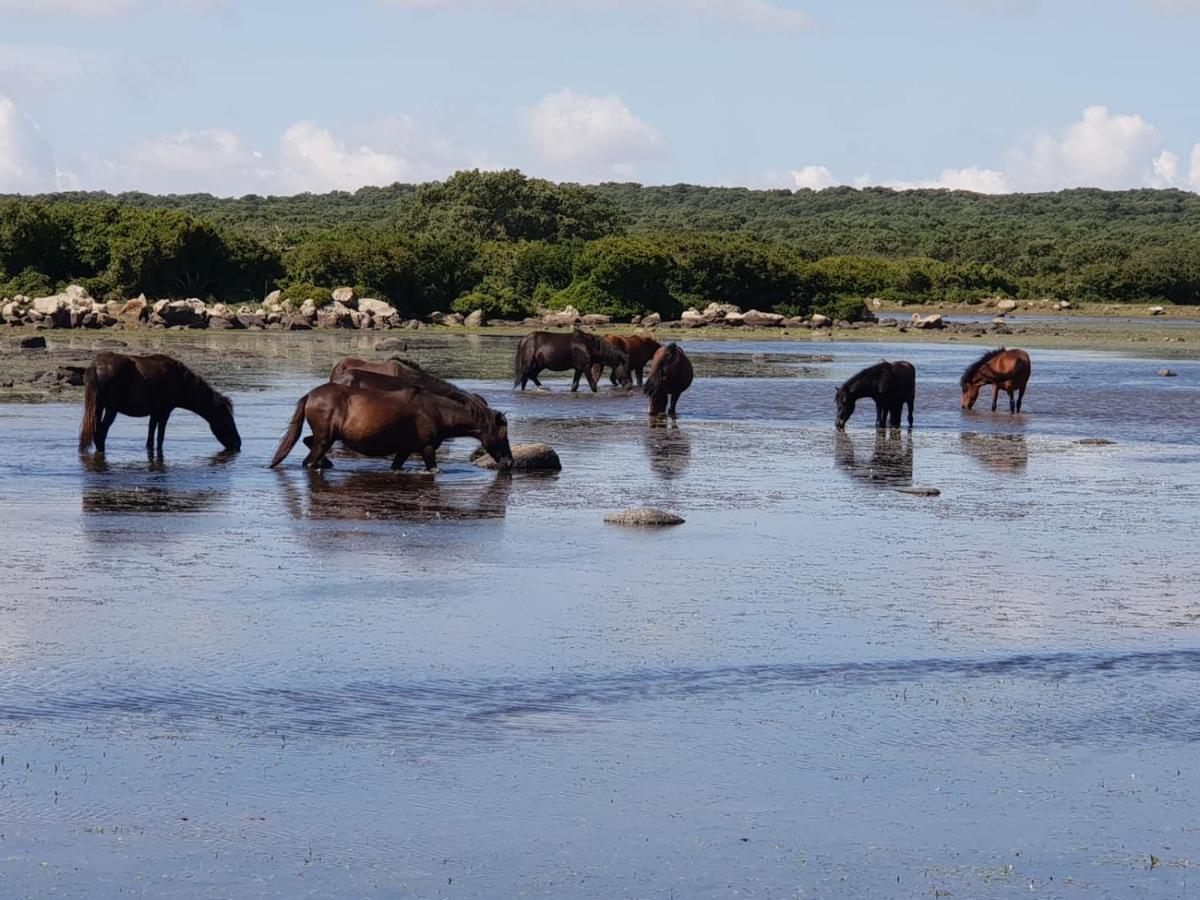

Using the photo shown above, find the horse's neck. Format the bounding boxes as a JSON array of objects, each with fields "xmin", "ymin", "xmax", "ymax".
[
  {"xmin": 438, "ymin": 402, "xmax": 482, "ymax": 439},
  {"xmin": 179, "ymin": 382, "xmax": 216, "ymax": 419}
]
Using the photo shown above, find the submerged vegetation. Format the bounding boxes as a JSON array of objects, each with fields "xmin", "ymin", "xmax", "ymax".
[{"xmin": 5, "ymin": 169, "xmax": 1200, "ymax": 319}]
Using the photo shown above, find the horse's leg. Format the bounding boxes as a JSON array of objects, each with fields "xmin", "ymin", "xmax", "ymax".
[
  {"xmin": 668, "ymin": 392, "xmax": 679, "ymax": 417},
  {"xmin": 874, "ymin": 400, "xmax": 885, "ymax": 429},
  {"xmin": 991, "ymin": 384, "xmax": 1000, "ymax": 412},
  {"xmin": 156, "ymin": 410, "xmax": 171, "ymax": 455},
  {"xmin": 584, "ymin": 367, "xmax": 599, "ymax": 392},
  {"xmin": 1016, "ymin": 385, "xmax": 1026, "ymax": 413},
  {"xmin": 530, "ymin": 369, "xmax": 544, "ymax": 388},
  {"xmin": 420, "ymin": 445, "xmax": 439, "ymax": 472},
  {"xmin": 570, "ymin": 370, "xmax": 582, "ymax": 392},
  {"xmin": 635, "ymin": 366, "xmax": 644, "ymax": 387},
  {"xmin": 391, "ymin": 452, "xmax": 410, "ymax": 470},
  {"xmin": 94, "ymin": 407, "xmax": 118, "ymax": 453},
  {"xmin": 303, "ymin": 433, "xmax": 333, "ymax": 469},
  {"xmin": 1008, "ymin": 388, "xmax": 1017, "ymax": 414},
  {"xmin": 907, "ymin": 397, "xmax": 914, "ymax": 429},
  {"xmin": 146, "ymin": 416, "xmax": 158, "ymax": 452}
]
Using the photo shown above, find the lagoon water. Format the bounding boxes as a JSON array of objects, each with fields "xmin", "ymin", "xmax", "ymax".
[{"xmin": 2, "ymin": 334, "xmax": 1199, "ymax": 897}]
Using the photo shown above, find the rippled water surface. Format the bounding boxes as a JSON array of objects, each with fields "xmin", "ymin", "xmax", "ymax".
[{"xmin": 2, "ymin": 333, "xmax": 1199, "ymax": 897}]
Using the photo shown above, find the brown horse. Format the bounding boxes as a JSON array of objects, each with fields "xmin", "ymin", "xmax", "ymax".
[
  {"xmin": 330, "ymin": 359, "xmax": 486, "ymax": 409},
  {"xmin": 513, "ymin": 328, "xmax": 628, "ymax": 391},
  {"xmin": 79, "ymin": 352, "xmax": 241, "ymax": 455},
  {"xmin": 269, "ymin": 384, "xmax": 513, "ymax": 472},
  {"xmin": 591, "ymin": 334, "xmax": 662, "ymax": 388},
  {"xmin": 644, "ymin": 343, "xmax": 693, "ymax": 416},
  {"xmin": 960, "ymin": 347, "xmax": 1031, "ymax": 413},
  {"xmin": 329, "ymin": 356, "xmax": 422, "ymax": 382},
  {"xmin": 835, "ymin": 361, "xmax": 916, "ymax": 430}
]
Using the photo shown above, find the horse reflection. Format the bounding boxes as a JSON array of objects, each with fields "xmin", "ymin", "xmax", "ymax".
[
  {"xmin": 959, "ymin": 432, "xmax": 1029, "ymax": 474},
  {"xmin": 644, "ymin": 420, "xmax": 693, "ymax": 480},
  {"xmin": 278, "ymin": 467, "xmax": 513, "ymax": 521},
  {"xmin": 81, "ymin": 451, "xmax": 236, "ymax": 513},
  {"xmin": 834, "ymin": 430, "xmax": 913, "ymax": 488}
]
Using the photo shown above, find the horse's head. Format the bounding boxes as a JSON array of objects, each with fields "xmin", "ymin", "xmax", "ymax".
[
  {"xmin": 834, "ymin": 386, "xmax": 855, "ymax": 430},
  {"xmin": 482, "ymin": 410, "xmax": 513, "ymax": 471},
  {"xmin": 210, "ymin": 394, "xmax": 242, "ymax": 451},
  {"xmin": 960, "ymin": 379, "xmax": 981, "ymax": 410}
]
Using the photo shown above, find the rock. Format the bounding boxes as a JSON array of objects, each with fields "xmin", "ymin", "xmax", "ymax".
[
  {"xmin": 358, "ymin": 298, "xmax": 397, "ymax": 319},
  {"xmin": 896, "ymin": 486, "xmax": 941, "ymax": 497},
  {"xmin": 642, "ymin": 312, "xmax": 662, "ymax": 327},
  {"xmin": 1075, "ymin": 438, "xmax": 1116, "ymax": 445},
  {"xmin": 316, "ymin": 301, "xmax": 354, "ymax": 329},
  {"xmin": 810, "ymin": 314, "xmax": 831, "ymax": 328},
  {"xmin": 464, "ymin": 308, "xmax": 486, "ymax": 328},
  {"xmin": 161, "ymin": 299, "xmax": 208, "ymax": 327},
  {"xmin": 742, "ymin": 309, "xmax": 785, "ymax": 327},
  {"xmin": 404, "ymin": 319, "xmax": 422, "ymax": 330},
  {"xmin": 375, "ymin": 337, "xmax": 408, "ymax": 352},
  {"xmin": 239, "ymin": 313, "xmax": 266, "ymax": 329},
  {"xmin": 298, "ymin": 299, "xmax": 318, "ymax": 319},
  {"xmin": 284, "ymin": 315, "xmax": 312, "ymax": 331},
  {"xmin": 1149, "ymin": 306, "xmax": 1166, "ymax": 316},
  {"xmin": 722, "ymin": 312, "xmax": 746, "ymax": 326},
  {"xmin": 332, "ymin": 287, "xmax": 357, "ymax": 307},
  {"xmin": 119, "ymin": 295, "xmax": 149, "ymax": 322},
  {"xmin": 541, "ymin": 306, "xmax": 581, "ymax": 327},
  {"xmin": 630, "ymin": 315, "xmax": 643, "ymax": 325},
  {"xmin": 471, "ymin": 442, "xmax": 561, "ymax": 471},
  {"xmin": 1056, "ymin": 300, "xmax": 1072, "ymax": 310},
  {"xmin": 782, "ymin": 316, "xmax": 808, "ymax": 328},
  {"xmin": 703, "ymin": 302, "xmax": 741, "ymax": 320},
  {"xmin": 911, "ymin": 313, "xmax": 944, "ymax": 330},
  {"xmin": 15, "ymin": 335, "xmax": 47, "ymax": 349},
  {"xmin": 870, "ymin": 298, "xmax": 883, "ymax": 309},
  {"xmin": 32, "ymin": 295, "xmax": 66, "ymax": 316},
  {"xmin": 681, "ymin": 308, "xmax": 705, "ymax": 324},
  {"xmin": 63, "ymin": 284, "xmax": 90, "ymax": 303},
  {"xmin": 992, "ymin": 317, "xmax": 1008, "ymax": 326},
  {"xmin": 263, "ymin": 289, "xmax": 282, "ymax": 309},
  {"xmin": 207, "ymin": 316, "xmax": 242, "ymax": 331},
  {"xmin": 580, "ymin": 313, "xmax": 611, "ymax": 326},
  {"xmin": 441, "ymin": 312, "xmax": 465, "ymax": 327},
  {"xmin": 996, "ymin": 299, "xmax": 1018, "ymax": 313},
  {"xmin": 877, "ymin": 318, "xmax": 898, "ymax": 328},
  {"xmin": 603, "ymin": 507, "xmax": 686, "ymax": 527},
  {"xmin": 1158, "ymin": 368, "xmax": 1178, "ymax": 377}
]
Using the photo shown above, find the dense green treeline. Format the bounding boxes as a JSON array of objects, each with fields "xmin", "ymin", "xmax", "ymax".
[{"xmin": 5, "ymin": 170, "xmax": 1200, "ymax": 319}]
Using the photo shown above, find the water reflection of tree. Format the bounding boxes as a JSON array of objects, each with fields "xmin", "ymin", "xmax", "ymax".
[
  {"xmin": 959, "ymin": 432, "xmax": 1029, "ymax": 474},
  {"xmin": 834, "ymin": 430, "xmax": 913, "ymax": 488},
  {"xmin": 644, "ymin": 420, "xmax": 692, "ymax": 480},
  {"xmin": 276, "ymin": 468, "xmax": 513, "ymax": 521}
]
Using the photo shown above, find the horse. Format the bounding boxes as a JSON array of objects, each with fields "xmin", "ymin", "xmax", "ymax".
[
  {"xmin": 329, "ymin": 356, "xmax": 422, "ymax": 382},
  {"xmin": 644, "ymin": 343, "xmax": 694, "ymax": 416},
  {"xmin": 591, "ymin": 334, "xmax": 662, "ymax": 387},
  {"xmin": 269, "ymin": 384, "xmax": 513, "ymax": 472},
  {"xmin": 834, "ymin": 361, "xmax": 915, "ymax": 430},
  {"xmin": 78, "ymin": 352, "xmax": 241, "ymax": 455},
  {"xmin": 960, "ymin": 347, "xmax": 1032, "ymax": 413},
  {"xmin": 330, "ymin": 360, "xmax": 487, "ymax": 410},
  {"xmin": 513, "ymin": 328, "xmax": 628, "ymax": 391}
]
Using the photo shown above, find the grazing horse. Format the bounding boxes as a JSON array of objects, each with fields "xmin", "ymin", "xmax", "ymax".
[
  {"xmin": 78, "ymin": 352, "xmax": 241, "ymax": 455},
  {"xmin": 329, "ymin": 356, "xmax": 422, "ymax": 382},
  {"xmin": 591, "ymin": 334, "xmax": 662, "ymax": 387},
  {"xmin": 330, "ymin": 360, "xmax": 486, "ymax": 409},
  {"xmin": 513, "ymin": 328, "xmax": 628, "ymax": 391},
  {"xmin": 269, "ymin": 384, "xmax": 513, "ymax": 472},
  {"xmin": 835, "ymin": 361, "xmax": 915, "ymax": 430},
  {"xmin": 644, "ymin": 343, "xmax": 694, "ymax": 416},
  {"xmin": 960, "ymin": 347, "xmax": 1032, "ymax": 413}
]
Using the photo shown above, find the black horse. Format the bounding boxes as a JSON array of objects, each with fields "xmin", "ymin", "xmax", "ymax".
[
  {"xmin": 513, "ymin": 328, "xmax": 627, "ymax": 391},
  {"xmin": 835, "ymin": 361, "xmax": 916, "ymax": 430}
]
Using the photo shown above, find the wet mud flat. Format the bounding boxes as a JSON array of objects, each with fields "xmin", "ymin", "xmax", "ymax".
[{"xmin": 2, "ymin": 336, "xmax": 1200, "ymax": 897}]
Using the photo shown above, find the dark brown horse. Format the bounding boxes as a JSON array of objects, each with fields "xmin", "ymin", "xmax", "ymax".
[
  {"xmin": 835, "ymin": 361, "xmax": 915, "ymax": 430},
  {"xmin": 644, "ymin": 343, "xmax": 693, "ymax": 416},
  {"xmin": 330, "ymin": 359, "xmax": 486, "ymax": 409},
  {"xmin": 591, "ymin": 334, "xmax": 662, "ymax": 387},
  {"xmin": 79, "ymin": 352, "xmax": 241, "ymax": 455},
  {"xmin": 329, "ymin": 356, "xmax": 422, "ymax": 382},
  {"xmin": 960, "ymin": 347, "xmax": 1032, "ymax": 413},
  {"xmin": 513, "ymin": 328, "xmax": 627, "ymax": 391},
  {"xmin": 269, "ymin": 384, "xmax": 513, "ymax": 472}
]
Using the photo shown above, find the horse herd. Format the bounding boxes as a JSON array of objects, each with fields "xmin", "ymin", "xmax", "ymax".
[{"xmin": 74, "ymin": 330, "xmax": 1033, "ymax": 470}]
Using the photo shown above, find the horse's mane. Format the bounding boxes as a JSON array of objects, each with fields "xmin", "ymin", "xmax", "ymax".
[
  {"xmin": 175, "ymin": 358, "xmax": 232, "ymax": 409},
  {"xmin": 960, "ymin": 347, "xmax": 1006, "ymax": 388},
  {"xmin": 839, "ymin": 361, "xmax": 891, "ymax": 393}
]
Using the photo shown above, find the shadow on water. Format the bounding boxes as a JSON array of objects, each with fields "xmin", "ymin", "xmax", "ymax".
[
  {"xmin": 80, "ymin": 450, "xmax": 237, "ymax": 514},
  {"xmin": 275, "ymin": 466, "xmax": 514, "ymax": 521},
  {"xmin": 834, "ymin": 430, "xmax": 913, "ymax": 488},
  {"xmin": 960, "ymin": 431, "xmax": 1030, "ymax": 474},
  {"xmin": 644, "ymin": 420, "xmax": 693, "ymax": 480}
]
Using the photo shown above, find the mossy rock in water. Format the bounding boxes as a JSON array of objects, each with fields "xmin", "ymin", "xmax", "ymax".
[
  {"xmin": 471, "ymin": 442, "xmax": 561, "ymax": 471},
  {"xmin": 604, "ymin": 507, "xmax": 685, "ymax": 527},
  {"xmin": 896, "ymin": 486, "xmax": 941, "ymax": 497}
]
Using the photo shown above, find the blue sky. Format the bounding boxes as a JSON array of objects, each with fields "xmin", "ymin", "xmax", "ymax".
[{"xmin": 1, "ymin": 0, "xmax": 1199, "ymax": 195}]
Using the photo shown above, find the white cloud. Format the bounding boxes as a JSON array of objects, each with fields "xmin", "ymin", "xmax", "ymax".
[
  {"xmin": 381, "ymin": 0, "xmax": 815, "ymax": 30},
  {"xmin": 1008, "ymin": 105, "xmax": 1162, "ymax": 190},
  {"xmin": 0, "ymin": 44, "xmax": 183, "ymax": 99},
  {"xmin": 71, "ymin": 117, "xmax": 499, "ymax": 195},
  {"xmin": 788, "ymin": 165, "xmax": 836, "ymax": 190},
  {"xmin": 526, "ymin": 88, "xmax": 664, "ymax": 180},
  {"xmin": 0, "ymin": 94, "xmax": 57, "ymax": 192}
]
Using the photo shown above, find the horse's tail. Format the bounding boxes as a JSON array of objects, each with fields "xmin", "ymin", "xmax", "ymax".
[
  {"xmin": 78, "ymin": 364, "xmax": 99, "ymax": 451},
  {"xmin": 269, "ymin": 393, "xmax": 309, "ymax": 468},
  {"xmin": 513, "ymin": 336, "xmax": 532, "ymax": 387}
]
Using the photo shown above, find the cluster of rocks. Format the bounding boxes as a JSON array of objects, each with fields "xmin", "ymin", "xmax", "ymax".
[{"xmin": 668, "ymin": 303, "xmax": 848, "ymax": 330}]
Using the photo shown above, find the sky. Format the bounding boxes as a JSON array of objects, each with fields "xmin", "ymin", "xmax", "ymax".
[{"xmin": 1, "ymin": 0, "xmax": 1199, "ymax": 196}]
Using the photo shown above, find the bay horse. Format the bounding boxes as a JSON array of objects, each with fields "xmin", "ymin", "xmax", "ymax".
[
  {"xmin": 513, "ymin": 328, "xmax": 628, "ymax": 391},
  {"xmin": 835, "ymin": 361, "xmax": 915, "ymax": 430},
  {"xmin": 644, "ymin": 343, "xmax": 693, "ymax": 417},
  {"xmin": 330, "ymin": 359, "xmax": 485, "ymax": 409},
  {"xmin": 591, "ymin": 334, "xmax": 662, "ymax": 387},
  {"xmin": 269, "ymin": 384, "xmax": 513, "ymax": 472},
  {"xmin": 78, "ymin": 352, "xmax": 241, "ymax": 455},
  {"xmin": 329, "ymin": 356, "xmax": 422, "ymax": 382},
  {"xmin": 960, "ymin": 347, "xmax": 1031, "ymax": 413}
]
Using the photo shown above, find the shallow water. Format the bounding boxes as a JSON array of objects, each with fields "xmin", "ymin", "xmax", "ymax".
[{"xmin": 2, "ymin": 334, "xmax": 1199, "ymax": 897}]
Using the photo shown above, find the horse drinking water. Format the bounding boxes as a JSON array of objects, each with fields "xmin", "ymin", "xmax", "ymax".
[
  {"xmin": 78, "ymin": 352, "xmax": 241, "ymax": 455},
  {"xmin": 960, "ymin": 347, "xmax": 1031, "ymax": 413},
  {"xmin": 644, "ymin": 343, "xmax": 693, "ymax": 417},
  {"xmin": 834, "ymin": 361, "xmax": 916, "ymax": 430},
  {"xmin": 513, "ymin": 328, "xmax": 628, "ymax": 391}
]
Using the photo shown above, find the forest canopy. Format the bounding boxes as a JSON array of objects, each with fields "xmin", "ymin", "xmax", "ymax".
[{"xmin": 5, "ymin": 170, "xmax": 1200, "ymax": 320}]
